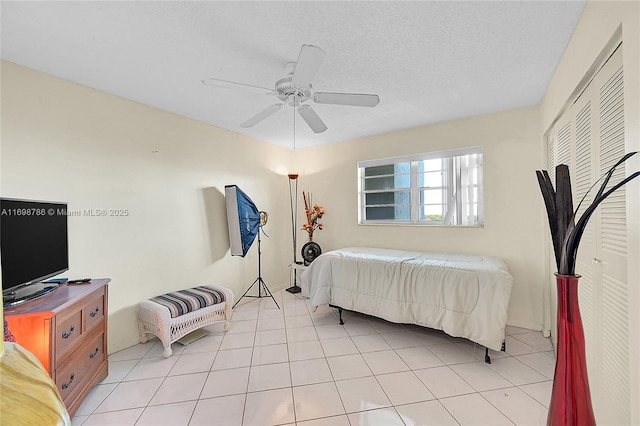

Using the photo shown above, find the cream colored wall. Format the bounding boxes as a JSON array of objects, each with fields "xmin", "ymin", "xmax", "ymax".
[
  {"xmin": 540, "ymin": 1, "xmax": 640, "ymax": 423},
  {"xmin": 292, "ymin": 105, "xmax": 546, "ymax": 331},
  {"xmin": 1, "ymin": 61, "xmax": 294, "ymax": 354}
]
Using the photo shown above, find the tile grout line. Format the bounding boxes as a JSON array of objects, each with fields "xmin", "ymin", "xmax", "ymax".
[{"xmin": 81, "ymin": 291, "xmax": 553, "ymax": 425}]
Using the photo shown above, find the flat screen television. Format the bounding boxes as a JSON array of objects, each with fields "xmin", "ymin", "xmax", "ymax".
[{"xmin": 1, "ymin": 198, "xmax": 69, "ymax": 306}]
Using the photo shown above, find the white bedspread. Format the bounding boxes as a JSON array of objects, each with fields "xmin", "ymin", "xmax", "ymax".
[{"xmin": 301, "ymin": 247, "xmax": 513, "ymax": 351}]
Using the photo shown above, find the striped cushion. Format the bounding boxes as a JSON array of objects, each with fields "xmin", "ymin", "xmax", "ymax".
[{"xmin": 150, "ymin": 286, "xmax": 226, "ymax": 318}]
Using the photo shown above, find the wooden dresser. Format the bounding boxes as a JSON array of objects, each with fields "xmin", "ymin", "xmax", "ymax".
[{"xmin": 4, "ymin": 279, "xmax": 110, "ymax": 418}]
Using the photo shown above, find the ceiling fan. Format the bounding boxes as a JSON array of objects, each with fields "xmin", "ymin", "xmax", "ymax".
[{"xmin": 202, "ymin": 44, "xmax": 380, "ymax": 133}]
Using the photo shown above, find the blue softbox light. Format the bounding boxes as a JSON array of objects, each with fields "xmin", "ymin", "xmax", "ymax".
[{"xmin": 225, "ymin": 185, "xmax": 261, "ymax": 257}]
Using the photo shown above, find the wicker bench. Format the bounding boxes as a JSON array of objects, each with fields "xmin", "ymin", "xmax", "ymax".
[{"xmin": 136, "ymin": 285, "xmax": 233, "ymax": 357}]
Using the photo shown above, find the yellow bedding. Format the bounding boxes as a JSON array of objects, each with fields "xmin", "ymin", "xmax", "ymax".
[{"xmin": 0, "ymin": 341, "xmax": 70, "ymax": 426}]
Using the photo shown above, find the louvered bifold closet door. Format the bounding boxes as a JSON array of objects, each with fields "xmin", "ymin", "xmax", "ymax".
[
  {"xmin": 546, "ymin": 45, "xmax": 630, "ymax": 425},
  {"xmin": 595, "ymin": 48, "xmax": 629, "ymax": 425},
  {"xmin": 573, "ymin": 97, "xmax": 597, "ymax": 382}
]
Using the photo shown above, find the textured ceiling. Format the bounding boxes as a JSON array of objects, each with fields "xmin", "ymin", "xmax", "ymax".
[{"xmin": 1, "ymin": 1, "xmax": 585, "ymax": 149}]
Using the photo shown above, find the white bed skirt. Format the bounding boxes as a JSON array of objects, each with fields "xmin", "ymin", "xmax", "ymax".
[{"xmin": 301, "ymin": 247, "xmax": 513, "ymax": 351}]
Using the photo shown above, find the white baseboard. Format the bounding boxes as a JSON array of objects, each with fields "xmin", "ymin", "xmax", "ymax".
[{"xmin": 506, "ymin": 319, "xmax": 548, "ymax": 334}]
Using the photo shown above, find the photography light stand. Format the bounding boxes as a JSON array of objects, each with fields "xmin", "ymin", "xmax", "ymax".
[
  {"xmin": 286, "ymin": 173, "xmax": 302, "ymax": 294},
  {"xmin": 232, "ymin": 213, "xmax": 280, "ymax": 309}
]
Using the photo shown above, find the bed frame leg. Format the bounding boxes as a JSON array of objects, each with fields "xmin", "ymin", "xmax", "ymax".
[
  {"xmin": 329, "ymin": 304, "xmax": 344, "ymax": 325},
  {"xmin": 484, "ymin": 347, "xmax": 491, "ymax": 364},
  {"xmin": 501, "ymin": 340, "xmax": 506, "ymax": 352}
]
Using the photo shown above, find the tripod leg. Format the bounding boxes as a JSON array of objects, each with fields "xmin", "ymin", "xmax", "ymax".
[
  {"xmin": 232, "ymin": 277, "xmax": 261, "ymax": 309},
  {"xmin": 234, "ymin": 222, "xmax": 280, "ymax": 309},
  {"xmin": 258, "ymin": 278, "xmax": 280, "ymax": 309}
]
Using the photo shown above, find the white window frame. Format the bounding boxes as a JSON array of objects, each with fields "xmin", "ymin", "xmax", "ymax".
[{"xmin": 358, "ymin": 147, "xmax": 484, "ymax": 226}]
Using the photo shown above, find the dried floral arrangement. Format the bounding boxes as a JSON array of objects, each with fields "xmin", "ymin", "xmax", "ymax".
[
  {"xmin": 536, "ymin": 151, "xmax": 638, "ymax": 275},
  {"xmin": 302, "ymin": 191, "xmax": 325, "ymax": 239}
]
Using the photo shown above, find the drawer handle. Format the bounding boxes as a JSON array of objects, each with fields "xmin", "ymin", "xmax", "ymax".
[
  {"xmin": 90, "ymin": 306, "xmax": 100, "ymax": 317},
  {"xmin": 62, "ymin": 325, "xmax": 75, "ymax": 339},
  {"xmin": 89, "ymin": 347, "xmax": 100, "ymax": 359},
  {"xmin": 62, "ymin": 373, "xmax": 75, "ymax": 390}
]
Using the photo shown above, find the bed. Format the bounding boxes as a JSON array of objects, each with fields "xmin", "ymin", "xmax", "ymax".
[
  {"xmin": 1, "ymin": 341, "xmax": 71, "ymax": 425},
  {"xmin": 301, "ymin": 247, "xmax": 513, "ymax": 353}
]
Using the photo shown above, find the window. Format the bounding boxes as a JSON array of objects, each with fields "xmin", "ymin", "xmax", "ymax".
[{"xmin": 358, "ymin": 147, "xmax": 483, "ymax": 226}]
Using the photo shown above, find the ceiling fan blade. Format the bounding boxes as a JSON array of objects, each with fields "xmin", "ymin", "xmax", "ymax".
[
  {"xmin": 240, "ymin": 104, "xmax": 284, "ymax": 128},
  {"xmin": 291, "ymin": 45, "xmax": 326, "ymax": 88},
  {"xmin": 313, "ymin": 92, "xmax": 380, "ymax": 107},
  {"xmin": 297, "ymin": 105, "xmax": 327, "ymax": 133},
  {"xmin": 202, "ymin": 78, "xmax": 275, "ymax": 95}
]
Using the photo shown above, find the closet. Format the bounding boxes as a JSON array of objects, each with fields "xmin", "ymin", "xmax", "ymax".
[{"xmin": 546, "ymin": 44, "xmax": 631, "ymax": 425}]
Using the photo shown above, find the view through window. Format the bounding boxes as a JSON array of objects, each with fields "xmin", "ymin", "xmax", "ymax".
[{"xmin": 358, "ymin": 147, "xmax": 483, "ymax": 226}]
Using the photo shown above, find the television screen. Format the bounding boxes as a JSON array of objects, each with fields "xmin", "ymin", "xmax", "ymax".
[{"xmin": 1, "ymin": 198, "xmax": 69, "ymax": 297}]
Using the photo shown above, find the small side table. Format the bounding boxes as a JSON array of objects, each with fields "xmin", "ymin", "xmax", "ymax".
[{"xmin": 289, "ymin": 263, "xmax": 309, "ymax": 297}]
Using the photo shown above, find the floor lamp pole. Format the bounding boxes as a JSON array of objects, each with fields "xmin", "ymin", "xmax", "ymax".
[{"xmin": 286, "ymin": 173, "xmax": 302, "ymax": 294}]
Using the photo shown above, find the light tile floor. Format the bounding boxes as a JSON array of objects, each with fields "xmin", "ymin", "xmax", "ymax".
[{"xmin": 72, "ymin": 290, "xmax": 554, "ymax": 426}]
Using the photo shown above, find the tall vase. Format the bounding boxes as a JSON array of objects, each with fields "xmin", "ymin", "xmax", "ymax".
[{"xmin": 547, "ymin": 274, "xmax": 596, "ymax": 426}]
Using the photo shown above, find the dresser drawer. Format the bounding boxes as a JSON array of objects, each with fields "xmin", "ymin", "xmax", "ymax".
[
  {"xmin": 83, "ymin": 290, "xmax": 105, "ymax": 331},
  {"xmin": 55, "ymin": 331, "xmax": 106, "ymax": 402},
  {"xmin": 55, "ymin": 310, "xmax": 83, "ymax": 359}
]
